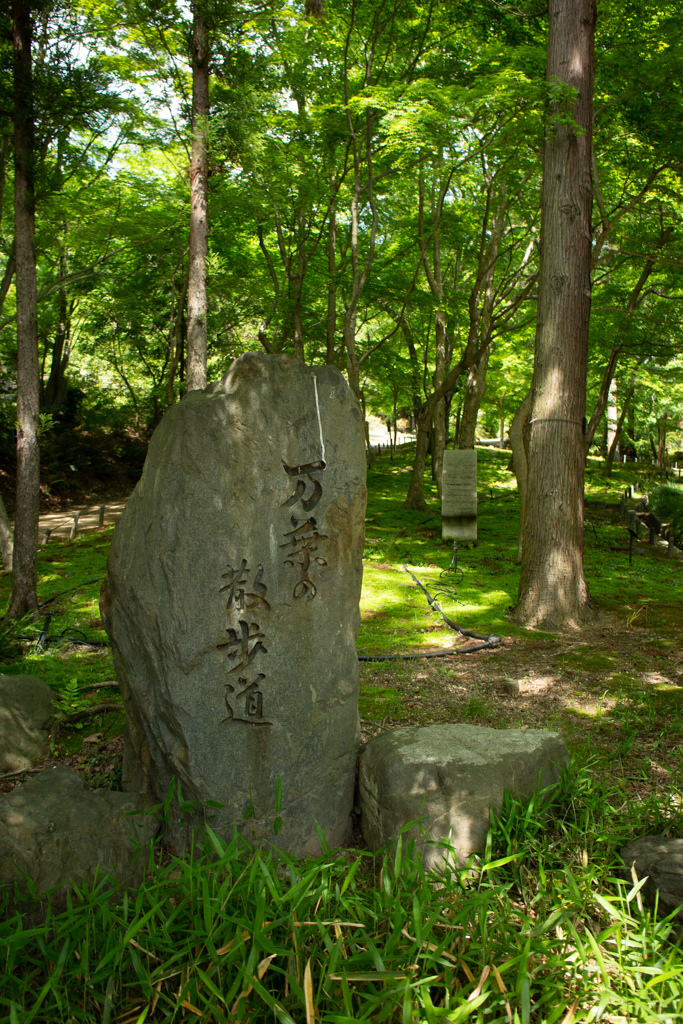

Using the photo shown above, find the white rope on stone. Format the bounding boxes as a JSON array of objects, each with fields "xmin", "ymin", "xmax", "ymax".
[{"xmin": 312, "ymin": 374, "xmax": 326, "ymax": 463}]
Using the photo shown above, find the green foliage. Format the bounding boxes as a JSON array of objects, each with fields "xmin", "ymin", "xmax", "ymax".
[
  {"xmin": 2, "ymin": 762, "xmax": 683, "ymax": 1022},
  {"xmin": 650, "ymin": 483, "xmax": 683, "ymax": 545}
]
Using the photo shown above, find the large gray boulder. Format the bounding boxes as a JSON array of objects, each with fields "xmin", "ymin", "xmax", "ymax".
[
  {"xmin": 359, "ymin": 724, "xmax": 569, "ymax": 870},
  {"xmin": 0, "ymin": 767, "xmax": 158, "ymax": 910},
  {"xmin": 619, "ymin": 836, "xmax": 683, "ymax": 922},
  {"xmin": 0, "ymin": 674, "xmax": 55, "ymax": 772},
  {"xmin": 101, "ymin": 353, "xmax": 366, "ymax": 857}
]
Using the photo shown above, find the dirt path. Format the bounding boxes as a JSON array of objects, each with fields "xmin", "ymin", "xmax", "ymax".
[{"xmin": 36, "ymin": 498, "xmax": 129, "ymax": 542}]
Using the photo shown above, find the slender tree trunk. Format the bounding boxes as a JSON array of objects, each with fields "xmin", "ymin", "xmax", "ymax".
[
  {"xmin": 9, "ymin": 0, "xmax": 39, "ymax": 618},
  {"xmin": 658, "ymin": 413, "xmax": 668, "ymax": 471},
  {"xmin": 167, "ymin": 275, "xmax": 188, "ymax": 406},
  {"xmin": 606, "ymin": 375, "xmax": 617, "ymax": 451},
  {"xmin": 584, "ymin": 227, "xmax": 670, "ymax": 452},
  {"xmin": 499, "ymin": 393, "xmax": 506, "ymax": 447},
  {"xmin": 326, "ymin": 201, "xmax": 336, "ymax": 365},
  {"xmin": 514, "ymin": 0, "xmax": 597, "ymax": 630},
  {"xmin": 458, "ymin": 345, "xmax": 490, "ymax": 449},
  {"xmin": 404, "ymin": 342, "xmax": 486, "ymax": 510},
  {"xmin": 0, "ymin": 493, "xmax": 13, "ymax": 573},
  {"xmin": 604, "ymin": 375, "xmax": 636, "ymax": 477},
  {"xmin": 431, "ymin": 309, "xmax": 447, "ymax": 496},
  {"xmin": 292, "ymin": 285, "xmax": 304, "ymax": 362},
  {"xmin": 0, "ymin": 243, "xmax": 15, "ymax": 314},
  {"xmin": 626, "ymin": 401, "xmax": 636, "ymax": 458},
  {"xmin": 510, "ymin": 389, "xmax": 532, "ymax": 563},
  {"xmin": 43, "ymin": 243, "xmax": 70, "ymax": 409},
  {"xmin": 186, "ymin": 4, "xmax": 209, "ymax": 392}
]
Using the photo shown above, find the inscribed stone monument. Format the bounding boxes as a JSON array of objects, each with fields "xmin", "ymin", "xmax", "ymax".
[
  {"xmin": 101, "ymin": 353, "xmax": 366, "ymax": 856},
  {"xmin": 441, "ymin": 449, "xmax": 477, "ymax": 541}
]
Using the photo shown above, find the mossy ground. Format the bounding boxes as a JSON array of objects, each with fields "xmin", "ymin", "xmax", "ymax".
[{"xmin": 1, "ymin": 442, "xmax": 681, "ymax": 816}]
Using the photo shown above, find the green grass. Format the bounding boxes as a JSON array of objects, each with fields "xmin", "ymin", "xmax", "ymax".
[
  {"xmin": 2, "ymin": 763, "xmax": 683, "ymax": 1023},
  {"xmin": 2, "ymin": 444, "xmax": 683, "ymax": 1021},
  {"xmin": 360, "ymin": 443, "xmax": 683, "ymax": 654}
]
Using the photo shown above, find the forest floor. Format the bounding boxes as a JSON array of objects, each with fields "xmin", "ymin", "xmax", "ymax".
[{"xmin": 1, "ymin": 443, "xmax": 682, "ymax": 831}]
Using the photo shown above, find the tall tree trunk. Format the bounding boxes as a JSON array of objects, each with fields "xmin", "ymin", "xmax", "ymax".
[
  {"xmin": 0, "ymin": 243, "xmax": 15, "ymax": 315},
  {"xmin": 498, "ymin": 393, "xmax": 506, "ymax": 447},
  {"xmin": 658, "ymin": 412, "xmax": 668, "ymax": 471},
  {"xmin": 326, "ymin": 201, "xmax": 336, "ymax": 365},
  {"xmin": 0, "ymin": 493, "xmax": 13, "ymax": 572},
  {"xmin": 167, "ymin": 274, "xmax": 188, "ymax": 407},
  {"xmin": 186, "ymin": 4, "xmax": 209, "ymax": 392},
  {"xmin": 583, "ymin": 226, "xmax": 671, "ymax": 452},
  {"xmin": 509, "ymin": 389, "xmax": 532, "ymax": 563},
  {"xmin": 404, "ymin": 341, "xmax": 487, "ymax": 511},
  {"xmin": 606, "ymin": 375, "xmax": 617, "ymax": 453},
  {"xmin": 9, "ymin": 0, "xmax": 39, "ymax": 618},
  {"xmin": 514, "ymin": 0, "xmax": 597, "ymax": 630},
  {"xmin": 458, "ymin": 345, "xmax": 490, "ymax": 449},
  {"xmin": 43, "ymin": 242, "xmax": 70, "ymax": 409},
  {"xmin": 292, "ymin": 285, "xmax": 304, "ymax": 361},
  {"xmin": 431, "ymin": 309, "xmax": 447, "ymax": 496},
  {"xmin": 400, "ymin": 315, "xmax": 422, "ymax": 424},
  {"xmin": 603, "ymin": 374, "xmax": 636, "ymax": 478}
]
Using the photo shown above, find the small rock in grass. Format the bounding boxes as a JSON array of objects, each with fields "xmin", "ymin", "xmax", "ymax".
[
  {"xmin": 0, "ymin": 674, "xmax": 56, "ymax": 772},
  {"xmin": 619, "ymin": 836, "xmax": 683, "ymax": 922},
  {"xmin": 0, "ymin": 767, "xmax": 158, "ymax": 915}
]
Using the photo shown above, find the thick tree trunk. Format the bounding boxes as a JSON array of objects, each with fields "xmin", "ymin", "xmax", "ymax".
[
  {"xmin": 510, "ymin": 389, "xmax": 532, "ymax": 563},
  {"xmin": 514, "ymin": 0, "xmax": 596, "ymax": 630},
  {"xmin": 186, "ymin": 5, "xmax": 209, "ymax": 392},
  {"xmin": 431, "ymin": 309, "xmax": 447, "ymax": 496},
  {"xmin": 458, "ymin": 345, "xmax": 490, "ymax": 449},
  {"xmin": 9, "ymin": 0, "xmax": 39, "ymax": 618}
]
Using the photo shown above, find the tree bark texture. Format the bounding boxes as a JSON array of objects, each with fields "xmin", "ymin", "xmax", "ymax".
[
  {"xmin": 186, "ymin": 5, "xmax": 209, "ymax": 392},
  {"xmin": 509, "ymin": 389, "xmax": 532, "ymax": 563},
  {"xmin": 431, "ymin": 310, "xmax": 447, "ymax": 496},
  {"xmin": 9, "ymin": 0, "xmax": 39, "ymax": 618},
  {"xmin": 514, "ymin": 0, "xmax": 597, "ymax": 630}
]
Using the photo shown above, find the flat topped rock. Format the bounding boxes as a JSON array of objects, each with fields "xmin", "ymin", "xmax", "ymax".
[
  {"xmin": 0, "ymin": 674, "xmax": 56, "ymax": 772},
  {"xmin": 102, "ymin": 353, "xmax": 366, "ymax": 857},
  {"xmin": 359, "ymin": 724, "xmax": 568, "ymax": 870}
]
